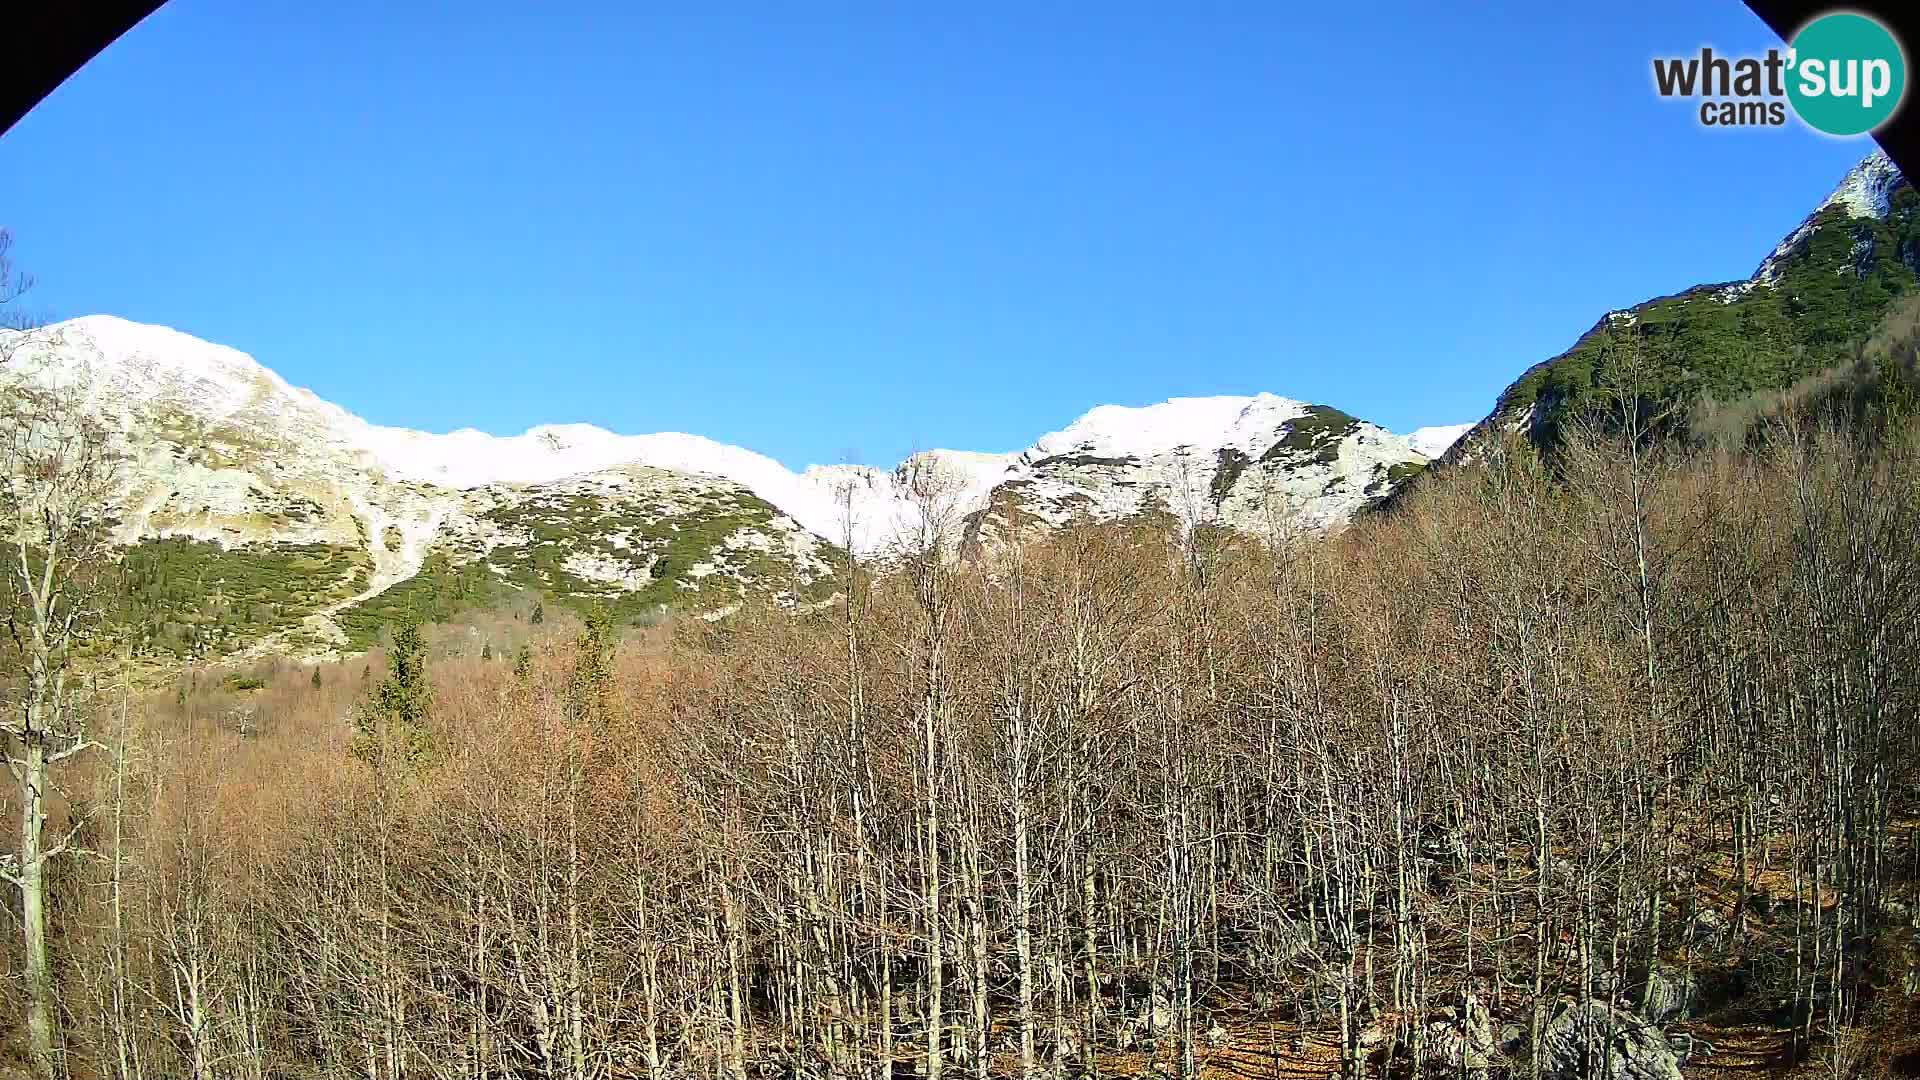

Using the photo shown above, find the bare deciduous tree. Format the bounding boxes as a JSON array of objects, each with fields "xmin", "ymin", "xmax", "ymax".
[{"xmin": 0, "ymin": 353, "xmax": 122, "ymax": 1080}]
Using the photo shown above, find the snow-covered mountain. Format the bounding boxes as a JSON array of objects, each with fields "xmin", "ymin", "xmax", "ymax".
[
  {"xmin": 1, "ymin": 315, "xmax": 1458, "ymax": 655},
  {"xmin": 960, "ymin": 395, "xmax": 1430, "ymax": 551}
]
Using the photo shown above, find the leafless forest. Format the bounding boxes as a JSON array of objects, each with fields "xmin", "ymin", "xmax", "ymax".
[{"xmin": 6, "ymin": 416, "xmax": 1920, "ymax": 1080}]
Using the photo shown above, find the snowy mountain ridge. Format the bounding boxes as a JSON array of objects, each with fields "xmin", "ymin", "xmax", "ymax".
[
  {"xmin": 13, "ymin": 314, "xmax": 1459, "ymax": 553},
  {"xmin": 957, "ymin": 394, "xmax": 1439, "ymax": 551},
  {"xmin": 1, "ymin": 315, "xmax": 1460, "ymax": 655}
]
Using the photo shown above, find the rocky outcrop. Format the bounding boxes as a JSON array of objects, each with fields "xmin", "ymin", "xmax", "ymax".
[
  {"xmin": 1637, "ymin": 962, "xmax": 1700, "ymax": 1025},
  {"xmin": 1421, "ymin": 994, "xmax": 1498, "ymax": 1077},
  {"xmin": 1540, "ymin": 1001, "xmax": 1682, "ymax": 1080}
]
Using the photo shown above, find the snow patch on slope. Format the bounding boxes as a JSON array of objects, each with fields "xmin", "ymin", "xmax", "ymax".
[
  {"xmin": 366, "ymin": 423, "xmax": 882, "ymax": 547},
  {"xmin": 794, "ymin": 451, "xmax": 1016, "ymax": 548},
  {"xmin": 1029, "ymin": 395, "xmax": 1309, "ymax": 459},
  {"xmin": 1405, "ymin": 423, "xmax": 1472, "ymax": 458}
]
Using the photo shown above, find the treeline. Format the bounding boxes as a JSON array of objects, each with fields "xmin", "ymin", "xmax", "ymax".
[{"xmin": 14, "ymin": 420, "xmax": 1920, "ymax": 1080}]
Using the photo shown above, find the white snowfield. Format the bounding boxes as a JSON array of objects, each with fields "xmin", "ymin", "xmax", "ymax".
[
  {"xmin": 3, "ymin": 315, "xmax": 1459, "ymax": 557},
  {"xmin": 1031, "ymin": 394, "xmax": 1303, "ymax": 459},
  {"xmin": 1406, "ymin": 423, "xmax": 1473, "ymax": 459}
]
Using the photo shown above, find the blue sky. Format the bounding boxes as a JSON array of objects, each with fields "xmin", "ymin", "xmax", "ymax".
[{"xmin": 0, "ymin": 0, "xmax": 1881, "ymax": 469}]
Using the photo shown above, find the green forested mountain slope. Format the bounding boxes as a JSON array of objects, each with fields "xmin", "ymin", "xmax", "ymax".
[{"xmin": 1448, "ymin": 150, "xmax": 1917, "ymax": 458}]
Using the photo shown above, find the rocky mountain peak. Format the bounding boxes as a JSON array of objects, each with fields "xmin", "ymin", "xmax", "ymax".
[{"xmin": 1754, "ymin": 148, "xmax": 1905, "ymax": 283}]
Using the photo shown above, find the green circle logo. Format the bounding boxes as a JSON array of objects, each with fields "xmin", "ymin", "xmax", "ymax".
[{"xmin": 1787, "ymin": 12, "xmax": 1906, "ymax": 136}]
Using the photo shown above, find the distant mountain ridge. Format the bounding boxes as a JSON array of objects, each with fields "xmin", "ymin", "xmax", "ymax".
[
  {"xmin": 960, "ymin": 395, "xmax": 1432, "ymax": 552},
  {"xmin": 0, "ymin": 315, "xmax": 1458, "ymax": 657}
]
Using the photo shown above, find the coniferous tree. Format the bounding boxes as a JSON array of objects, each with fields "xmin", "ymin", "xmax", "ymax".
[
  {"xmin": 570, "ymin": 603, "xmax": 615, "ymax": 726},
  {"xmin": 353, "ymin": 620, "xmax": 433, "ymax": 767}
]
